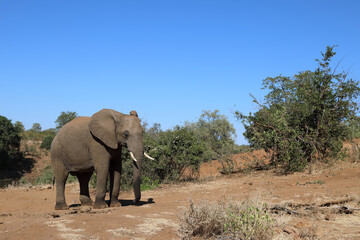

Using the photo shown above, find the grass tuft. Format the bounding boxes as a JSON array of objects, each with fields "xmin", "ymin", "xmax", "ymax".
[{"xmin": 180, "ymin": 199, "xmax": 274, "ymax": 239}]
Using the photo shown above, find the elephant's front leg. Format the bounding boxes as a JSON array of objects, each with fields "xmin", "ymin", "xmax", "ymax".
[
  {"xmin": 109, "ymin": 158, "xmax": 122, "ymax": 207},
  {"xmin": 93, "ymin": 159, "xmax": 110, "ymax": 209}
]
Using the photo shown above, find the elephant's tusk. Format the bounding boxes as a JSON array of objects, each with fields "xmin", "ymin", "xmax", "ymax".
[
  {"xmin": 130, "ymin": 152, "xmax": 138, "ymax": 162},
  {"xmin": 144, "ymin": 152, "xmax": 154, "ymax": 160}
]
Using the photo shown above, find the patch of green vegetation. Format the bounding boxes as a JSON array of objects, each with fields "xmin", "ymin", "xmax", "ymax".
[
  {"xmin": 224, "ymin": 202, "xmax": 273, "ymax": 239},
  {"xmin": 34, "ymin": 165, "xmax": 77, "ymax": 185},
  {"xmin": 40, "ymin": 135, "xmax": 54, "ymax": 150},
  {"xmin": 296, "ymin": 180, "xmax": 325, "ymax": 186},
  {"xmin": 141, "ymin": 176, "xmax": 159, "ymax": 191},
  {"xmin": 34, "ymin": 165, "xmax": 54, "ymax": 185}
]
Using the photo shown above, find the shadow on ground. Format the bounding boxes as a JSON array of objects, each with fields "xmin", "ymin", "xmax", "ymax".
[
  {"xmin": 68, "ymin": 198, "xmax": 155, "ymax": 209},
  {"xmin": 0, "ymin": 156, "xmax": 36, "ymax": 187}
]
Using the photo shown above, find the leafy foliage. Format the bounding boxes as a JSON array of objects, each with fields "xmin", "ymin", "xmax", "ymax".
[
  {"xmin": 185, "ymin": 110, "xmax": 238, "ymax": 161},
  {"xmin": 0, "ymin": 116, "xmax": 22, "ymax": 169},
  {"xmin": 40, "ymin": 135, "xmax": 54, "ymax": 150},
  {"xmin": 347, "ymin": 116, "xmax": 360, "ymax": 139},
  {"xmin": 31, "ymin": 123, "xmax": 42, "ymax": 132},
  {"xmin": 119, "ymin": 124, "xmax": 206, "ymax": 189},
  {"xmin": 237, "ymin": 46, "xmax": 360, "ymax": 172},
  {"xmin": 55, "ymin": 111, "xmax": 78, "ymax": 130},
  {"xmin": 34, "ymin": 165, "xmax": 77, "ymax": 185}
]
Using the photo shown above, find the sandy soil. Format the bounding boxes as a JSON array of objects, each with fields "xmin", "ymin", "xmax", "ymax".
[{"xmin": 1, "ymin": 146, "xmax": 360, "ymax": 239}]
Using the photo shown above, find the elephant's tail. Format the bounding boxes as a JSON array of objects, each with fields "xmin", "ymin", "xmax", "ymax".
[{"xmin": 52, "ymin": 177, "xmax": 55, "ymax": 187}]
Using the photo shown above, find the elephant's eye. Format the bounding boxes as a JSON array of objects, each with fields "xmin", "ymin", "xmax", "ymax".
[{"xmin": 123, "ymin": 131, "xmax": 129, "ymax": 139}]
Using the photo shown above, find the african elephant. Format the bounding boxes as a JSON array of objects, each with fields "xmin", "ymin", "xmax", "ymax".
[{"xmin": 51, "ymin": 109, "xmax": 153, "ymax": 210}]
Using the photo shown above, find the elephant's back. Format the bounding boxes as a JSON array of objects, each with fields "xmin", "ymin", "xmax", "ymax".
[
  {"xmin": 52, "ymin": 117, "xmax": 91, "ymax": 145},
  {"xmin": 51, "ymin": 117, "xmax": 93, "ymax": 167}
]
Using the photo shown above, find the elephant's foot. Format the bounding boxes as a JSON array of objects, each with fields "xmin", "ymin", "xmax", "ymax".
[
  {"xmin": 93, "ymin": 200, "xmax": 108, "ymax": 209},
  {"xmin": 80, "ymin": 195, "xmax": 93, "ymax": 206},
  {"xmin": 55, "ymin": 202, "xmax": 69, "ymax": 210},
  {"xmin": 109, "ymin": 198, "xmax": 121, "ymax": 207}
]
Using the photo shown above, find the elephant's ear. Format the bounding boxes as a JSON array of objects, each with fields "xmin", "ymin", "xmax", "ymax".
[
  {"xmin": 130, "ymin": 110, "xmax": 138, "ymax": 117},
  {"xmin": 89, "ymin": 109, "xmax": 118, "ymax": 149}
]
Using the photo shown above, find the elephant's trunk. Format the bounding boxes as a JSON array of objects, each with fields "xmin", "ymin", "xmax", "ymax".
[
  {"xmin": 132, "ymin": 151, "xmax": 142, "ymax": 204},
  {"xmin": 133, "ymin": 165, "xmax": 141, "ymax": 204}
]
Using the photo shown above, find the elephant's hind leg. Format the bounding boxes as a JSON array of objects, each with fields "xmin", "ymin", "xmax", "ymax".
[
  {"xmin": 53, "ymin": 161, "xmax": 69, "ymax": 210},
  {"xmin": 76, "ymin": 172, "xmax": 93, "ymax": 206}
]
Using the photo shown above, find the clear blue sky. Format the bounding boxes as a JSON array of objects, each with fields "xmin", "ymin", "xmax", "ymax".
[{"xmin": 1, "ymin": 1, "xmax": 359, "ymax": 144}]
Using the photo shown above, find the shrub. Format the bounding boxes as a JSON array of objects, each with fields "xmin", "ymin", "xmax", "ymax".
[
  {"xmin": 0, "ymin": 115, "xmax": 22, "ymax": 169},
  {"xmin": 143, "ymin": 126, "xmax": 206, "ymax": 182},
  {"xmin": 34, "ymin": 165, "xmax": 54, "ymax": 185},
  {"xmin": 237, "ymin": 46, "xmax": 360, "ymax": 172},
  {"xmin": 180, "ymin": 200, "xmax": 274, "ymax": 239},
  {"xmin": 40, "ymin": 135, "xmax": 54, "ymax": 150},
  {"xmin": 35, "ymin": 165, "xmax": 77, "ymax": 185},
  {"xmin": 224, "ymin": 202, "xmax": 273, "ymax": 240}
]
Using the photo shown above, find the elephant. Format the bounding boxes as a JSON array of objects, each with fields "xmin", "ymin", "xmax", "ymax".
[{"xmin": 51, "ymin": 109, "xmax": 153, "ymax": 210}]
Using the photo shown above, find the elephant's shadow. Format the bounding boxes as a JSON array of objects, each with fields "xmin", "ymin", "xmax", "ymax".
[
  {"xmin": 118, "ymin": 198, "xmax": 155, "ymax": 206},
  {"xmin": 68, "ymin": 198, "xmax": 155, "ymax": 208}
]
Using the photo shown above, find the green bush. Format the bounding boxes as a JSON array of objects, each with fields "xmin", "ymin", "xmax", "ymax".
[
  {"xmin": 0, "ymin": 115, "xmax": 22, "ymax": 169},
  {"xmin": 40, "ymin": 135, "xmax": 54, "ymax": 150},
  {"xmin": 140, "ymin": 176, "xmax": 159, "ymax": 191},
  {"xmin": 238, "ymin": 46, "xmax": 360, "ymax": 172},
  {"xmin": 143, "ymin": 126, "xmax": 206, "ymax": 182},
  {"xmin": 34, "ymin": 165, "xmax": 54, "ymax": 185},
  {"xmin": 35, "ymin": 165, "xmax": 77, "ymax": 185}
]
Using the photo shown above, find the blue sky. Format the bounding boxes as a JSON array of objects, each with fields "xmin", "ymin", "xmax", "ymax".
[{"xmin": 1, "ymin": 1, "xmax": 359, "ymax": 144}]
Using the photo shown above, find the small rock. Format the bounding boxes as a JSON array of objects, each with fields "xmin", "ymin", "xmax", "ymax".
[
  {"xmin": 325, "ymin": 214, "xmax": 333, "ymax": 221},
  {"xmin": 49, "ymin": 213, "xmax": 60, "ymax": 218},
  {"xmin": 0, "ymin": 213, "xmax": 12, "ymax": 217},
  {"xmin": 80, "ymin": 206, "xmax": 92, "ymax": 213},
  {"xmin": 283, "ymin": 225, "xmax": 299, "ymax": 236}
]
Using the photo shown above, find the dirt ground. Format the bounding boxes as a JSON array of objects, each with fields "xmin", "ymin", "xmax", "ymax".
[{"xmin": 1, "ymin": 149, "xmax": 360, "ymax": 239}]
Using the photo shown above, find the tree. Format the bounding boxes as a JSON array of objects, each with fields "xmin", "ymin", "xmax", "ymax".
[
  {"xmin": 14, "ymin": 121, "xmax": 25, "ymax": 132},
  {"xmin": 0, "ymin": 116, "xmax": 22, "ymax": 168},
  {"xmin": 186, "ymin": 110, "xmax": 237, "ymax": 161},
  {"xmin": 31, "ymin": 123, "xmax": 42, "ymax": 132},
  {"xmin": 237, "ymin": 46, "xmax": 360, "ymax": 172},
  {"xmin": 55, "ymin": 111, "xmax": 78, "ymax": 130}
]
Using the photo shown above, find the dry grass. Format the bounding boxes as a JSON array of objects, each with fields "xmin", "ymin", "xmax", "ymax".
[{"xmin": 180, "ymin": 199, "xmax": 274, "ymax": 240}]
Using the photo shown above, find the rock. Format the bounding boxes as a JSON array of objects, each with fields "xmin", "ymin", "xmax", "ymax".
[
  {"xmin": 325, "ymin": 214, "xmax": 333, "ymax": 221},
  {"xmin": 49, "ymin": 212, "xmax": 60, "ymax": 218},
  {"xmin": 282, "ymin": 225, "xmax": 301, "ymax": 239},
  {"xmin": 80, "ymin": 206, "xmax": 92, "ymax": 213},
  {"xmin": 283, "ymin": 225, "xmax": 299, "ymax": 235}
]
